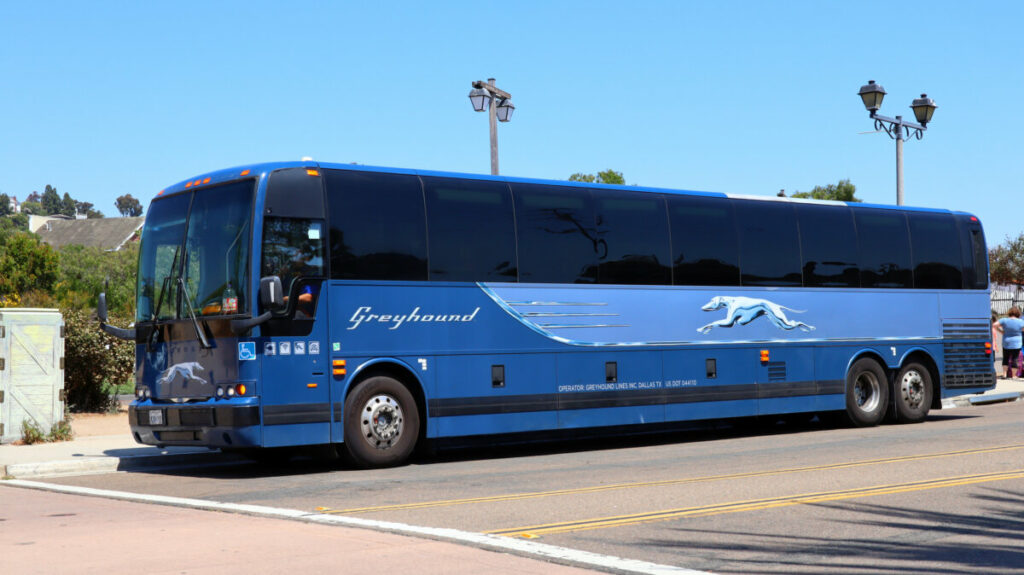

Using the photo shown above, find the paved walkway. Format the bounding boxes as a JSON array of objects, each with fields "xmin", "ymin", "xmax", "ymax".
[{"xmin": 0, "ymin": 484, "xmax": 600, "ymax": 575}]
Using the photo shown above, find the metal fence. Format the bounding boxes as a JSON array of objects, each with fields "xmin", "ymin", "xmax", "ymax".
[{"xmin": 991, "ymin": 284, "xmax": 1024, "ymax": 316}]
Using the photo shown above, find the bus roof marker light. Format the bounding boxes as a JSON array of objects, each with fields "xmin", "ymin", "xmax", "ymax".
[
  {"xmin": 306, "ymin": 169, "xmax": 320, "ymax": 177},
  {"xmin": 241, "ymin": 169, "xmax": 250, "ymax": 176}
]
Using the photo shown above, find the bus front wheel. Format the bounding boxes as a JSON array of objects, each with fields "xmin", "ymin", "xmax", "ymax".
[
  {"xmin": 845, "ymin": 358, "xmax": 889, "ymax": 427},
  {"xmin": 893, "ymin": 362, "xmax": 932, "ymax": 423},
  {"xmin": 343, "ymin": 376, "xmax": 420, "ymax": 468}
]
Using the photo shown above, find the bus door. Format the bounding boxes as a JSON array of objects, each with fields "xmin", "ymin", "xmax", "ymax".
[{"xmin": 257, "ymin": 168, "xmax": 330, "ymax": 447}]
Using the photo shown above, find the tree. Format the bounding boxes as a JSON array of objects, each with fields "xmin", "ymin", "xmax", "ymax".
[
  {"xmin": 791, "ymin": 179, "xmax": 861, "ymax": 202},
  {"xmin": 0, "ymin": 214, "xmax": 29, "ymax": 234},
  {"xmin": 990, "ymin": 233, "xmax": 1024, "ymax": 285},
  {"xmin": 41, "ymin": 185, "xmax": 62, "ymax": 215},
  {"xmin": 54, "ymin": 243, "xmax": 138, "ymax": 316},
  {"xmin": 60, "ymin": 192, "xmax": 78, "ymax": 217},
  {"xmin": 0, "ymin": 193, "xmax": 11, "ymax": 217},
  {"xmin": 569, "ymin": 169, "xmax": 626, "ymax": 185},
  {"xmin": 115, "ymin": 194, "xmax": 143, "ymax": 217},
  {"xmin": 19, "ymin": 201, "xmax": 44, "ymax": 215},
  {"xmin": 26, "ymin": 191, "xmax": 41, "ymax": 203},
  {"xmin": 0, "ymin": 230, "xmax": 60, "ymax": 302}
]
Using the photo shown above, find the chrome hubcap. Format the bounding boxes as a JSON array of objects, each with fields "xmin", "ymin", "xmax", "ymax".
[
  {"xmin": 900, "ymin": 370, "xmax": 925, "ymax": 409},
  {"xmin": 360, "ymin": 394, "xmax": 404, "ymax": 450},
  {"xmin": 854, "ymin": 372, "xmax": 881, "ymax": 412}
]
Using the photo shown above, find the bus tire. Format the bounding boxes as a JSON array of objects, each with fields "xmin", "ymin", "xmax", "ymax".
[
  {"xmin": 343, "ymin": 376, "xmax": 420, "ymax": 468},
  {"xmin": 845, "ymin": 358, "xmax": 889, "ymax": 427},
  {"xmin": 893, "ymin": 362, "xmax": 932, "ymax": 423}
]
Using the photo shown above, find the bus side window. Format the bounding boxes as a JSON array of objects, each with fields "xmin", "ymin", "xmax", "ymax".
[
  {"xmin": 261, "ymin": 218, "xmax": 325, "ymax": 317},
  {"xmin": 593, "ymin": 190, "xmax": 671, "ymax": 285},
  {"xmin": 855, "ymin": 210, "xmax": 913, "ymax": 289},
  {"xmin": 423, "ymin": 176, "xmax": 517, "ymax": 282},
  {"xmin": 909, "ymin": 212, "xmax": 962, "ymax": 289},
  {"xmin": 668, "ymin": 196, "xmax": 740, "ymax": 286},
  {"xmin": 734, "ymin": 200, "xmax": 801, "ymax": 287},
  {"xmin": 513, "ymin": 184, "xmax": 599, "ymax": 284},
  {"xmin": 325, "ymin": 170, "xmax": 427, "ymax": 281},
  {"xmin": 796, "ymin": 204, "xmax": 860, "ymax": 287}
]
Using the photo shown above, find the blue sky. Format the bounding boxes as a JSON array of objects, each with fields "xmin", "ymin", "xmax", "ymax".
[{"xmin": 2, "ymin": 1, "xmax": 1022, "ymax": 246}]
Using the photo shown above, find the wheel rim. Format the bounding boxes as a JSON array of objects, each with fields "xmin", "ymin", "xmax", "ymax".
[
  {"xmin": 900, "ymin": 369, "xmax": 925, "ymax": 410},
  {"xmin": 359, "ymin": 394, "xmax": 405, "ymax": 450},
  {"xmin": 854, "ymin": 371, "xmax": 881, "ymax": 412}
]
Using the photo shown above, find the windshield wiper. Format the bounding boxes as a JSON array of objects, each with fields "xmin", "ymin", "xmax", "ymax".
[{"xmin": 178, "ymin": 276, "xmax": 212, "ymax": 349}]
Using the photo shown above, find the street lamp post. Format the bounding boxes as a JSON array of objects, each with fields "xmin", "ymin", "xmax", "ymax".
[
  {"xmin": 468, "ymin": 78, "xmax": 515, "ymax": 175},
  {"xmin": 858, "ymin": 80, "xmax": 937, "ymax": 206}
]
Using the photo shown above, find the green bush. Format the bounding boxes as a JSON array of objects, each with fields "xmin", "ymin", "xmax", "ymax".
[
  {"xmin": 63, "ymin": 308, "xmax": 135, "ymax": 412},
  {"xmin": 20, "ymin": 419, "xmax": 47, "ymax": 445}
]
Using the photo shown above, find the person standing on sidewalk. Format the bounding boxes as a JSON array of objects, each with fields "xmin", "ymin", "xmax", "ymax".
[{"xmin": 995, "ymin": 307, "xmax": 1024, "ymax": 378}]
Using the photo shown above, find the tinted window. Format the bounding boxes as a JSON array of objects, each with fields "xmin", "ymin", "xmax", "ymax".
[
  {"xmin": 668, "ymin": 196, "xmax": 740, "ymax": 286},
  {"xmin": 796, "ymin": 204, "xmax": 860, "ymax": 287},
  {"xmin": 423, "ymin": 177, "xmax": 517, "ymax": 282},
  {"xmin": 325, "ymin": 169, "xmax": 427, "ymax": 280},
  {"xmin": 594, "ymin": 190, "xmax": 670, "ymax": 285},
  {"xmin": 855, "ymin": 210, "xmax": 912, "ymax": 288},
  {"xmin": 909, "ymin": 212, "xmax": 962, "ymax": 289},
  {"xmin": 512, "ymin": 184, "xmax": 598, "ymax": 283},
  {"xmin": 959, "ymin": 216, "xmax": 988, "ymax": 290},
  {"xmin": 734, "ymin": 200, "xmax": 802, "ymax": 286},
  {"xmin": 266, "ymin": 168, "xmax": 325, "ymax": 219}
]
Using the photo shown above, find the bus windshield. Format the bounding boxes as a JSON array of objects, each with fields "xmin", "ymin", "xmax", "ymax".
[{"xmin": 136, "ymin": 180, "xmax": 255, "ymax": 323}]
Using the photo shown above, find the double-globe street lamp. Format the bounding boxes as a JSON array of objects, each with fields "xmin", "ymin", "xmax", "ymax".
[
  {"xmin": 468, "ymin": 78, "xmax": 515, "ymax": 175},
  {"xmin": 858, "ymin": 80, "xmax": 937, "ymax": 206}
]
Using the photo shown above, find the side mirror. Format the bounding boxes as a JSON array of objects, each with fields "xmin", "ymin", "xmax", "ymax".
[
  {"xmin": 231, "ymin": 276, "xmax": 286, "ymax": 334},
  {"xmin": 260, "ymin": 276, "xmax": 286, "ymax": 312},
  {"xmin": 96, "ymin": 290, "xmax": 136, "ymax": 340},
  {"xmin": 98, "ymin": 292, "xmax": 109, "ymax": 323}
]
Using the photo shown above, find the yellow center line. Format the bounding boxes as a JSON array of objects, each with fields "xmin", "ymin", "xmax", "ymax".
[
  {"xmin": 314, "ymin": 444, "xmax": 1024, "ymax": 515},
  {"xmin": 486, "ymin": 469, "xmax": 1024, "ymax": 538}
]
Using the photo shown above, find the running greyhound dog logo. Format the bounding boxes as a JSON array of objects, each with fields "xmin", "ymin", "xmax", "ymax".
[
  {"xmin": 698, "ymin": 296, "xmax": 815, "ymax": 334},
  {"xmin": 157, "ymin": 362, "xmax": 209, "ymax": 387}
]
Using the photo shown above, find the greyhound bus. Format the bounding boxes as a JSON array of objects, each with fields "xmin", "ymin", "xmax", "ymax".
[{"xmin": 98, "ymin": 161, "xmax": 995, "ymax": 468}]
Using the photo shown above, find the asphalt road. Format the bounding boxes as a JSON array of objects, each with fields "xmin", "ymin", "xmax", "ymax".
[{"xmin": 44, "ymin": 402, "xmax": 1024, "ymax": 574}]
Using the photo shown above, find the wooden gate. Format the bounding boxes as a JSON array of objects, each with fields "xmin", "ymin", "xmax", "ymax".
[{"xmin": 0, "ymin": 309, "xmax": 65, "ymax": 443}]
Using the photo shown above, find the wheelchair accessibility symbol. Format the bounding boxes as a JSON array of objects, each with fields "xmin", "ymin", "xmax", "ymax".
[{"xmin": 238, "ymin": 342, "xmax": 257, "ymax": 361}]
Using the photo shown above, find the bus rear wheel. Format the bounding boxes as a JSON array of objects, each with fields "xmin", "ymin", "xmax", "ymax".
[
  {"xmin": 845, "ymin": 358, "xmax": 889, "ymax": 427},
  {"xmin": 343, "ymin": 376, "xmax": 420, "ymax": 468},
  {"xmin": 893, "ymin": 362, "xmax": 932, "ymax": 423}
]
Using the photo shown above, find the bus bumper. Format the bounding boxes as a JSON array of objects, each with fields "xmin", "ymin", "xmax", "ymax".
[{"xmin": 129, "ymin": 403, "xmax": 262, "ymax": 448}]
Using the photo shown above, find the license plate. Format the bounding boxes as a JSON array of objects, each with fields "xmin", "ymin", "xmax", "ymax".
[{"xmin": 148, "ymin": 410, "xmax": 164, "ymax": 426}]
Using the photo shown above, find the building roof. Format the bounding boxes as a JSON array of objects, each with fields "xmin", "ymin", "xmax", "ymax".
[{"xmin": 34, "ymin": 216, "xmax": 144, "ymax": 251}]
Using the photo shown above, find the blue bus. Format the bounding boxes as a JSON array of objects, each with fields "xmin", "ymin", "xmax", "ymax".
[{"xmin": 98, "ymin": 161, "xmax": 995, "ymax": 468}]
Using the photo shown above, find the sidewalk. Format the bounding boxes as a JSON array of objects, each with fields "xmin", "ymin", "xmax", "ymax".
[
  {"xmin": 0, "ymin": 483, "xmax": 601, "ymax": 575},
  {"xmin": 3, "ymin": 376, "xmax": 1022, "ymax": 480}
]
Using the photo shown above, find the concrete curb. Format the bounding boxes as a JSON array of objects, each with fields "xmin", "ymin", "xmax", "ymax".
[
  {"xmin": 2, "ymin": 450, "xmax": 242, "ymax": 479},
  {"xmin": 941, "ymin": 391, "xmax": 1023, "ymax": 410}
]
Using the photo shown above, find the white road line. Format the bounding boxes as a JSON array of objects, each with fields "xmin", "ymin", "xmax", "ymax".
[{"xmin": 2, "ymin": 480, "xmax": 711, "ymax": 575}]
